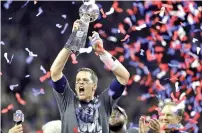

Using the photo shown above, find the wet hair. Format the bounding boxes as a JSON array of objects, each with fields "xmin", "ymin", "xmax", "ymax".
[
  {"xmin": 162, "ymin": 102, "xmax": 184, "ymax": 117},
  {"xmin": 77, "ymin": 68, "xmax": 98, "ymax": 85}
]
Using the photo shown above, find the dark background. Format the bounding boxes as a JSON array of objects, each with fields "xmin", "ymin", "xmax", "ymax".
[{"xmin": 1, "ymin": 1, "xmax": 202, "ymax": 133}]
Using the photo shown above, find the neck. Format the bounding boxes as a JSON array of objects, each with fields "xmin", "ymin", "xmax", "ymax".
[{"xmin": 82, "ymin": 96, "xmax": 94, "ymax": 103}]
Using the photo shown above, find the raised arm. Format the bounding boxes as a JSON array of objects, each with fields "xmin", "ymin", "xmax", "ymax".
[
  {"xmin": 50, "ymin": 20, "xmax": 80, "ymax": 82},
  {"xmin": 89, "ymin": 31, "xmax": 130, "ymax": 85},
  {"xmin": 50, "ymin": 48, "xmax": 71, "ymax": 81}
]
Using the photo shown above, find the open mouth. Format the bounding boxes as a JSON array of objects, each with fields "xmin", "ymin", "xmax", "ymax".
[{"xmin": 79, "ymin": 86, "xmax": 85, "ymax": 95}]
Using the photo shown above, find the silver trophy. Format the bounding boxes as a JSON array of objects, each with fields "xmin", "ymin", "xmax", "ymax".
[{"xmin": 65, "ymin": 0, "xmax": 99, "ymax": 54}]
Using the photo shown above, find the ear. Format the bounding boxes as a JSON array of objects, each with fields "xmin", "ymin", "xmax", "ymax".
[{"xmin": 92, "ymin": 84, "xmax": 97, "ymax": 91}]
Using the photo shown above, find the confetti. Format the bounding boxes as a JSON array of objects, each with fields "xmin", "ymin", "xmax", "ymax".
[
  {"xmin": 15, "ymin": 93, "xmax": 26, "ymax": 105},
  {"xmin": 107, "ymin": 36, "xmax": 117, "ymax": 42},
  {"xmin": 25, "ymin": 75, "xmax": 30, "ymax": 78},
  {"xmin": 100, "ymin": 8, "xmax": 107, "ymax": 18},
  {"xmin": 32, "ymin": 88, "xmax": 45, "ymax": 96},
  {"xmin": 36, "ymin": 7, "xmax": 43, "ymax": 17},
  {"xmin": 26, "ymin": 56, "xmax": 34, "ymax": 64},
  {"xmin": 9, "ymin": 84, "xmax": 19, "ymax": 91},
  {"xmin": 135, "ymin": 24, "xmax": 147, "ymax": 31},
  {"xmin": 192, "ymin": 38, "xmax": 198, "ymax": 43},
  {"xmin": 196, "ymin": 47, "xmax": 201, "ymax": 55},
  {"xmin": 56, "ymin": 24, "xmax": 62, "ymax": 28},
  {"xmin": 175, "ymin": 82, "xmax": 179, "ymax": 92},
  {"xmin": 1, "ymin": 104, "xmax": 14, "ymax": 114},
  {"xmin": 105, "ymin": 7, "xmax": 114, "ymax": 15},
  {"xmin": 4, "ymin": 52, "xmax": 14, "ymax": 64},
  {"xmin": 61, "ymin": 14, "xmax": 66, "ymax": 19},
  {"xmin": 34, "ymin": 0, "xmax": 37, "ymax": 4},
  {"xmin": 21, "ymin": 0, "xmax": 30, "ymax": 8},
  {"xmin": 40, "ymin": 71, "xmax": 51, "ymax": 82},
  {"xmin": 9, "ymin": 17, "xmax": 12, "ymax": 20},
  {"xmin": 121, "ymin": 34, "xmax": 130, "ymax": 42},
  {"xmin": 25, "ymin": 48, "xmax": 38, "ymax": 57},
  {"xmin": 61, "ymin": 23, "xmax": 68, "ymax": 34},
  {"xmin": 0, "ymin": 41, "xmax": 5, "ymax": 45},
  {"xmin": 79, "ymin": 47, "xmax": 92, "ymax": 54},
  {"xmin": 93, "ymin": 23, "xmax": 103, "ymax": 29},
  {"xmin": 40, "ymin": 65, "xmax": 47, "ymax": 74}
]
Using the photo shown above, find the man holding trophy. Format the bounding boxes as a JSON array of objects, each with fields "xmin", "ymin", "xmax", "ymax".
[{"xmin": 50, "ymin": 1, "xmax": 130, "ymax": 133}]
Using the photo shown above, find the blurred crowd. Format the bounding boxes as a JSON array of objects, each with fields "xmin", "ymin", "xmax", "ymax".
[{"xmin": 1, "ymin": 1, "xmax": 202, "ymax": 133}]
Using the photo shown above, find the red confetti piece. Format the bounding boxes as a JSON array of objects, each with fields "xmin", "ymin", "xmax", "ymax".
[
  {"xmin": 70, "ymin": 53, "xmax": 78, "ymax": 64},
  {"xmin": 155, "ymin": 46, "xmax": 164, "ymax": 52},
  {"xmin": 100, "ymin": 8, "xmax": 107, "ymax": 18},
  {"xmin": 15, "ymin": 93, "xmax": 26, "ymax": 105},
  {"xmin": 1, "ymin": 104, "xmax": 14, "ymax": 114},
  {"xmin": 121, "ymin": 34, "xmax": 130, "ymax": 42},
  {"xmin": 93, "ymin": 23, "xmax": 103, "ymax": 29},
  {"xmin": 73, "ymin": 127, "xmax": 78, "ymax": 133},
  {"xmin": 40, "ymin": 71, "xmax": 51, "ymax": 82}
]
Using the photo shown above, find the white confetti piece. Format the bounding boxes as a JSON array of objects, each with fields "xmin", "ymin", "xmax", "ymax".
[
  {"xmin": 133, "ymin": 75, "xmax": 141, "ymax": 82},
  {"xmin": 9, "ymin": 84, "xmax": 18, "ymax": 91},
  {"xmin": 4, "ymin": 52, "xmax": 14, "ymax": 64},
  {"xmin": 159, "ymin": 7, "xmax": 165, "ymax": 17},
  {"xmin": 175, "ymin": 82, "xmax": 179, "ymax": 92},
  {"xmin": 191, "ymin": 81, "xmax": 200, "ymax": 93},
  {"xmin": 135, "ymin": 24, "xmax": 146, "ymax": 31},
  {"xmin": 21, "ymin": 0, "xmax": 30, "ymax": 8},
  {"xmin": 56, "ymin": 24, "xmax": 62, "ymax": 28},
  {"xmin": 140, "ymin": 49, "xmax": 144, "ymax": 56},
  {"xmin": 61, "ymin": 14, "xmax": 66, "ymax": 19},
  {"xmin": 25, "ymin": 75, "xmax": 30, "ymax": 78},
  {"xmin": 0, "ymin": 41, "xmax": 5, "ymax": 45},
  {"xmin": 192, "ymin": 38, "xmax": 198, "ymax": 43},
  {"xmin": 107, "ymin": 36, "xmax": 117, "ymax": 42},
  {"xmin": 40, "ymin": 65, "xmax": 47, "ymax": 74},
  {"xmin": 196, "ymin": 47, "xmax": 201, "ymax": 55},
  {"xmin": 79, "ymin": 47, "xmax": 92, "ymax": 54},
  {"xmin": 36, "ymin": 7, "xmax": 43, "ymax": 17},
  {"xmin": 105, "ymin": 7, "xmax": 114, "ymax": 15},
  {"xmin": 25, "ymin": 48, "xmax": 38, "ymax": 57},
  {"xmin": 191, "ymin": 60, "xmax": 200, "ymax": 68},
  {"xmin": 61, "ymin": 23, "xmax": 68, "ymax": 34},
  {"xmin": 157, "ymin": 71, "xmax": 166, "ymax": 79},
  {"xmin": 32, "ymin": 88, "xmax": 45, "ymax": 97},
  {"xmin": 190, "ymin": 111, "xmax": 196, "ymax": 117},
  {"xmin": 124, "ymin": 17, "xmax": 133, "ymax": 27},
  {"xmin": 9, "ymin": 17, "xmax": 12, "ymax": 20}
]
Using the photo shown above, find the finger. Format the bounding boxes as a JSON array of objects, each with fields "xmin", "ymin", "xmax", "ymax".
[
  {"xmin": 151, "ymin": 119, "xmax": 160, "ymax": 127},
  {"xmin": 149, "ymin": 120, "xmax": 159, "ymax": 130},
  {"xmin": 16, "ymin": 124, "xmax": 22, "ymax": 129},
  {"xmin": 88, "ymin": 36, "xmax": 92, "ymax": 41},
  {"xmin": 17, "ymin": 127, "xmax": 23, "ymax": 132}
]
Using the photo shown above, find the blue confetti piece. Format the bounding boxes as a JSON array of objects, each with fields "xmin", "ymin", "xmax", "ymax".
[
  {"xmin": 131, "ymin": 15, "xmax": 136, "ymax": 22},
  {"xmin": 136, "ymin": 68, "xmax": 142, "ymax": 75},
  {"xmin": 167, "ymin": 48, "xmax": 175, "ymax": 55},
  {"xmin": 152, "ymin": 68, "xmax": 160, "ymax": 76},
  {"xmin": 129, "ymin": 61, "xmax": 138, "ymax": 67}
]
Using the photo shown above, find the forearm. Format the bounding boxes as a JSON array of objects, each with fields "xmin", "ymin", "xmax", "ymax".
[
  {"xmin": 50, "ymin": 48, "xmax": 72, "ymax": 81},
  {"xmin": 99, "ymin": 50, "xmax": 130, "ymax": 85}
]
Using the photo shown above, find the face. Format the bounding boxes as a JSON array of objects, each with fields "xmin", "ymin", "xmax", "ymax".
[
  {"xmin": 75, "ymin": 71, "xmax": 97, "ymax": 101},
  {"xmin": 159, "ymin": 105, "xmax": 181, "ymax": 130},
  {"xmin": 109, "ymin": 109, "xmax": 125, "ymax": 125}
]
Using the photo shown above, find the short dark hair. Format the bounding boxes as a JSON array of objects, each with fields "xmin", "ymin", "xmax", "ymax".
[
  {"xmin": 162, "ymin": 102, "xmax": 184, "ymax": 117},
  {"xmin": 77, "ymin": 68, "xmax": 98, "ymax": 85}
]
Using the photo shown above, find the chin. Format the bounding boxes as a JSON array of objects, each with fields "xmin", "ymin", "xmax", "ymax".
[{"xmin": 78, "ymin": 95, "xmax": 86, "ymax": 100}]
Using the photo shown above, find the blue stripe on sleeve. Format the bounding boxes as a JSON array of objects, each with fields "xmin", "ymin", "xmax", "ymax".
[
  {"xmin": 51, "ymin": 75, "xmax": 67, "ymax": 93},
  {"xmin": 109, "ymin": 79, "xmax": 125, "ymax": 100}
]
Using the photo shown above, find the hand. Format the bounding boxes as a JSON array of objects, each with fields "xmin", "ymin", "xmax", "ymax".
[
  {"xmin": 139, "ymin": 116, "xmax": 149, "ymax": 133},
  {"xmin": 8, "ymin": 124, "xmax": 23, "ymax": 133},
  {"xmin": 89, "ymin": 31, "xmax": 105, "ymax": 55},
  {"xmin": 72, "ymin": 19, "xmax": 81, "ymax": 32},
  {"xmin": 149, "ymin": 119, "xmax": 161, "ymax": 133}
]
